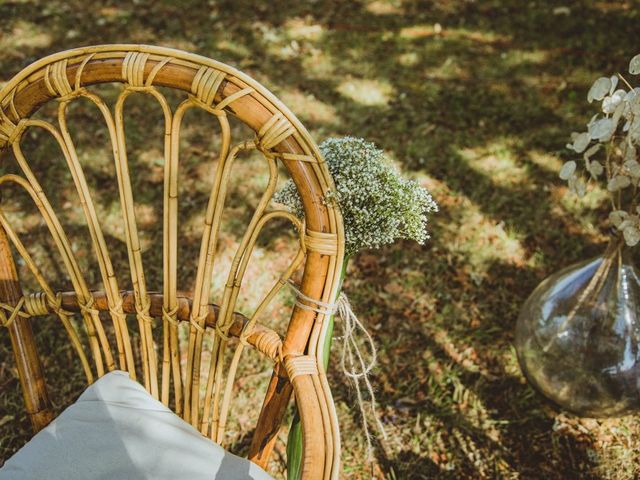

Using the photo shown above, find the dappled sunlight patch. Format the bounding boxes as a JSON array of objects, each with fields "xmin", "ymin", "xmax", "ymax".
[
  {"xmin": 528, "ymin": 150, "xmax": 563, "ymax": 174},
  {"xmin": 500, "ymin": 49, "xmax": 549, "ymax": 68},
  {"xmin": 132, "ymin": 203, "xmax": 158, "ymax": 230},
  {"xmin": 254, "ymin": 21, "xmax": 305, "ymax": 61},
  {"xmin": 397, "ymin": 51, "xmax": 420, "ymax": 67},
  {"xmin": 459, "ymin": 140, "xmax": 528, "ymax": 187},
  {"xmin": 399, "ymin": 25, "xmax": 511, "ymax": 46},
  {"xmin": 0, "ymin": 20, "xmax": 51, "ymax": 53},
  {"xmin": 278, "ymin": 89, "xmax": 340, "ymax": 125},
  {"xmin": 593, "ymin": 2, "xmax": 633, "ymax": 12},
  {"xmin": 445, "ymin": 27, "xmax": 512, "ymax": 46},
  {"xmin": 128, "ymin": 27, "xmax": 158, "ymax": 44},
  {"xmin": 161, "ymin": 38, "xmax": 198, "ymax": 52},
  {"xmin": 406, "ymin": 172, "xmax": 449, "ymax": 202},
  {"xmin": 365, "ymin": 1, "xmax": 404, "ymax": 16},
  {"xmin": 301, "ymin": 48, "xmax": 336, "ymax": 80},
  {"xmin": 97, "ymin": 6, "xmax": 130, "ymax": 21},
  {"xmin": 552, "ymin": 183, "xmax": 610, "ymax": 237},
  {"xmin": 337, "ymin": 78, "xmax": 394, "ymax": 107},
  {"xmin": 284, "ymin": 18, "xmax": 324, "ymax": 41},
  {"xmin": 399, "ymin": 24, "xmax": 441, "ymax": 40},
  {"xmin": 101, "ymin": 210, "xmax": 128, "ymax": 251},
  {"xmin": 137, "ymin": 147, "xmax": 165, "ymax": 183},
  {"xmin": 441, "ymin": 196, "xmax": 527, "ymax": 276},
  {"xmin": 427, "ymin": 56, "xmax": 467, "ymax": 81},
  {"xmin": 216, "ymin": 39, "xmax": 251, "ymax": 58}
]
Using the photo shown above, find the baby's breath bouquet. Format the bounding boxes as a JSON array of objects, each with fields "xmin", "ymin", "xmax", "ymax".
[
  {"xmin": 562, "ymin": 53, "xmax": 640, "ymax": 246},
  {"xmin": 275, "ymin": 137, "xmax": 437, "ymax": 478},
  {"xmin": 275, "ymin": 136, "xmax": 437, "ymax": 256}
]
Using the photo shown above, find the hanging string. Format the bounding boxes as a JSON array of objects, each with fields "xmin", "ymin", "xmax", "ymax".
[
  {"xmin": 286, "ymin": 280, "xmax": 387, "ymax": 459},
  {"xmin": 335, "ymin": 291, "xmax": 388, "ymax": 458}
]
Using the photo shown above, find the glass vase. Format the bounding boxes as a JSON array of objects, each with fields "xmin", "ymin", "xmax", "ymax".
[{"xmin": 516, "ymin": 239, "xmax": 640, "ymax": 417}]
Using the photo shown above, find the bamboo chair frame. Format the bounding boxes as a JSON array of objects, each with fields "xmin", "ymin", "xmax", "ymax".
[{"xmin": 0, "ymin": 45, "xmax": 344, "ymax": 480}]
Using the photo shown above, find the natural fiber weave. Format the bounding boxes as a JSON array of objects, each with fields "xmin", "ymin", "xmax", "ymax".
[{"xmin": 0, "ymin": 45, "xmax": 345, "ymax": 480}]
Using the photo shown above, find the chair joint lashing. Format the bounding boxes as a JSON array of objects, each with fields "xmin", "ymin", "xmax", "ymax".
[
  {"xmin": 256, "ymin": 112, "xmax": 295, "ymax": 150},
  {"xmin": 0, "ymin": 110, "xmax": 27, "ymax": 147},
  {"xmin": 284, "ymin": 355, "xmax": 318, "ymax": 381},
  {"xmin": 79, "ymin": 297, "xmax": 100, "ymax": 317},
  {"xmin": 286, "ymin": 280, "xmax": 337, "ymax": 316},
  {"xmin": 0, "ymin": 297, "xmax": 28, "ymax": 327},
  {"xmin": 190, "ymin": 314, "xmax": 206, "ymax": 334},
  {"xmin": 214, "ymin": 323, "xmax": 231, "ymax": 341},
  {"xmin": 304, "ymin": 230, "xmax": 339, "ymax": 256},
  {"xmin": 162, "ymin": 305, "xmax": 180, "ymax": 327}
]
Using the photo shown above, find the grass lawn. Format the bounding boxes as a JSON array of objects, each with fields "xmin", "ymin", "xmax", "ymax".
[{"xmin": 1, "ymin": 1, "xmax": 640, "ymax": 478}]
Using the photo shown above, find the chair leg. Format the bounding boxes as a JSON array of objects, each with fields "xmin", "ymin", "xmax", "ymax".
[
  {"xmin": 249, "ymin": 364, "xmax": 293, "ymax": 468},
  {"xmin": 0, "ymin": 224, "xmax": 54, "ymax": 432}
]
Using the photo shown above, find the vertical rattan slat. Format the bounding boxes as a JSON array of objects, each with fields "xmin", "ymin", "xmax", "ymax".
[
  {"xmin": 57, "ymin": 99, "xmax": 132, "ymax": 374},
  {"xmin": 202, "ymin": 153, "xmax": 279, "ymax": 439}
]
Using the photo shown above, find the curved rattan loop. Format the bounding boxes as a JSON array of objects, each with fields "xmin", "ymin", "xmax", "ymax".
[{"xmin": 0, "ymin": 45, "xmax": 345, "ymax": 480}]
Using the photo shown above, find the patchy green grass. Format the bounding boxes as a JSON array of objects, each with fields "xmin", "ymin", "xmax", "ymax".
[{"xmin": 1, "ymin": 0, "xmax": 640, "ymax": 478}]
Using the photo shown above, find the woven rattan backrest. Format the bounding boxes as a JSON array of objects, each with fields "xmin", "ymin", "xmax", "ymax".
[{"xmin": 0, "ymin": 45, "xmax": 343, "ymax": 479}]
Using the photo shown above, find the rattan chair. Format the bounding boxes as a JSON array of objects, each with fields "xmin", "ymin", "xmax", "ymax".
[{"xmin": 0, "ymin": 45, "xmax": 344, "ymax": 479}]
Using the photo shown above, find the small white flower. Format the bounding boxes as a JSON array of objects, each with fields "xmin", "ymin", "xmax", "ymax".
[{"xmin": 274, "ymin": 137, "xmax": 437, "ymax": 256}]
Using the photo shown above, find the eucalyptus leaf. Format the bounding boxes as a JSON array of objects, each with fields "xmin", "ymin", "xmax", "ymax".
[
  {"xmin": 624, "ymin": 226, "xmax": 640, "ymax": 246},
  {"xmin": 572, "ymin": 132, "xmax": 591, "ymax": 153},
  {"xmin": 574, "ymin": 177, "xmax": 586, "ymax": 197},
  {"xmin": 589, "ymin": 118, "xmax": 615, "ymax": 141},
  {"xmin": 625, "ymin": 143, "xmax": 637, "ymax": 162},
  {"xmin": 610, "ymin": 75, "xmax": 619, "ymax": 95},
  {"xmin": 587, "ymin": 160, "xmax": 603, "ymax": 178},
  {"xmin": 559, "ymin": 161, "xmax": 577, "ymax": 180},
  {"xmin": 610, "ymin": 210, "xmax": 628, "ymax": 227},
  {"xmin": 608, "ymin": 175, "xmax": 632, "ymax": 191},
  {"xmin": 602, "ymin": 89, "xmax": 626, "ymax": 114},
  {"xmin": 630, "ymin": 54, "xmax": 640, "ymax": 74},
  {"xmin": 583, "ymin": 143, "xmax": 601, "ymax": 159},
  {"xmin": 588, "ymin": 77, "xmax": 612, "ymax": 102},
  {"xmin": 625, "ymin": 160, "xmax": 640, "ymax": 177}
]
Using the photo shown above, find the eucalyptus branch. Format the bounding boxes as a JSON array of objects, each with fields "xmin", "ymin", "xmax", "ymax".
[{"xmin": 563, "ymin": 53, "xmax": 640, "ymax": 246}]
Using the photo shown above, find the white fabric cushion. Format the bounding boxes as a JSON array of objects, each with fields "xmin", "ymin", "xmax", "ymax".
[{"xmin": 0, "ymin": 371, "xmax": 273, "ymax": 480}]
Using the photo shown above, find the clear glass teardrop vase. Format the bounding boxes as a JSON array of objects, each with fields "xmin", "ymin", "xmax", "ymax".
[{"xmin": 516, "ymin": 240, "xmax": 640, "ymax": 417}]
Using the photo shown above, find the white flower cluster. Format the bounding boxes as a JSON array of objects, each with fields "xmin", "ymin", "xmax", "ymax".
[
  {"xmin": 274, "ymin": 137, "xmax": 438, "ymax": 256},
  {"xmin": 563, "ymin": 53, "xmax": 640, "ymax": 246}
]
